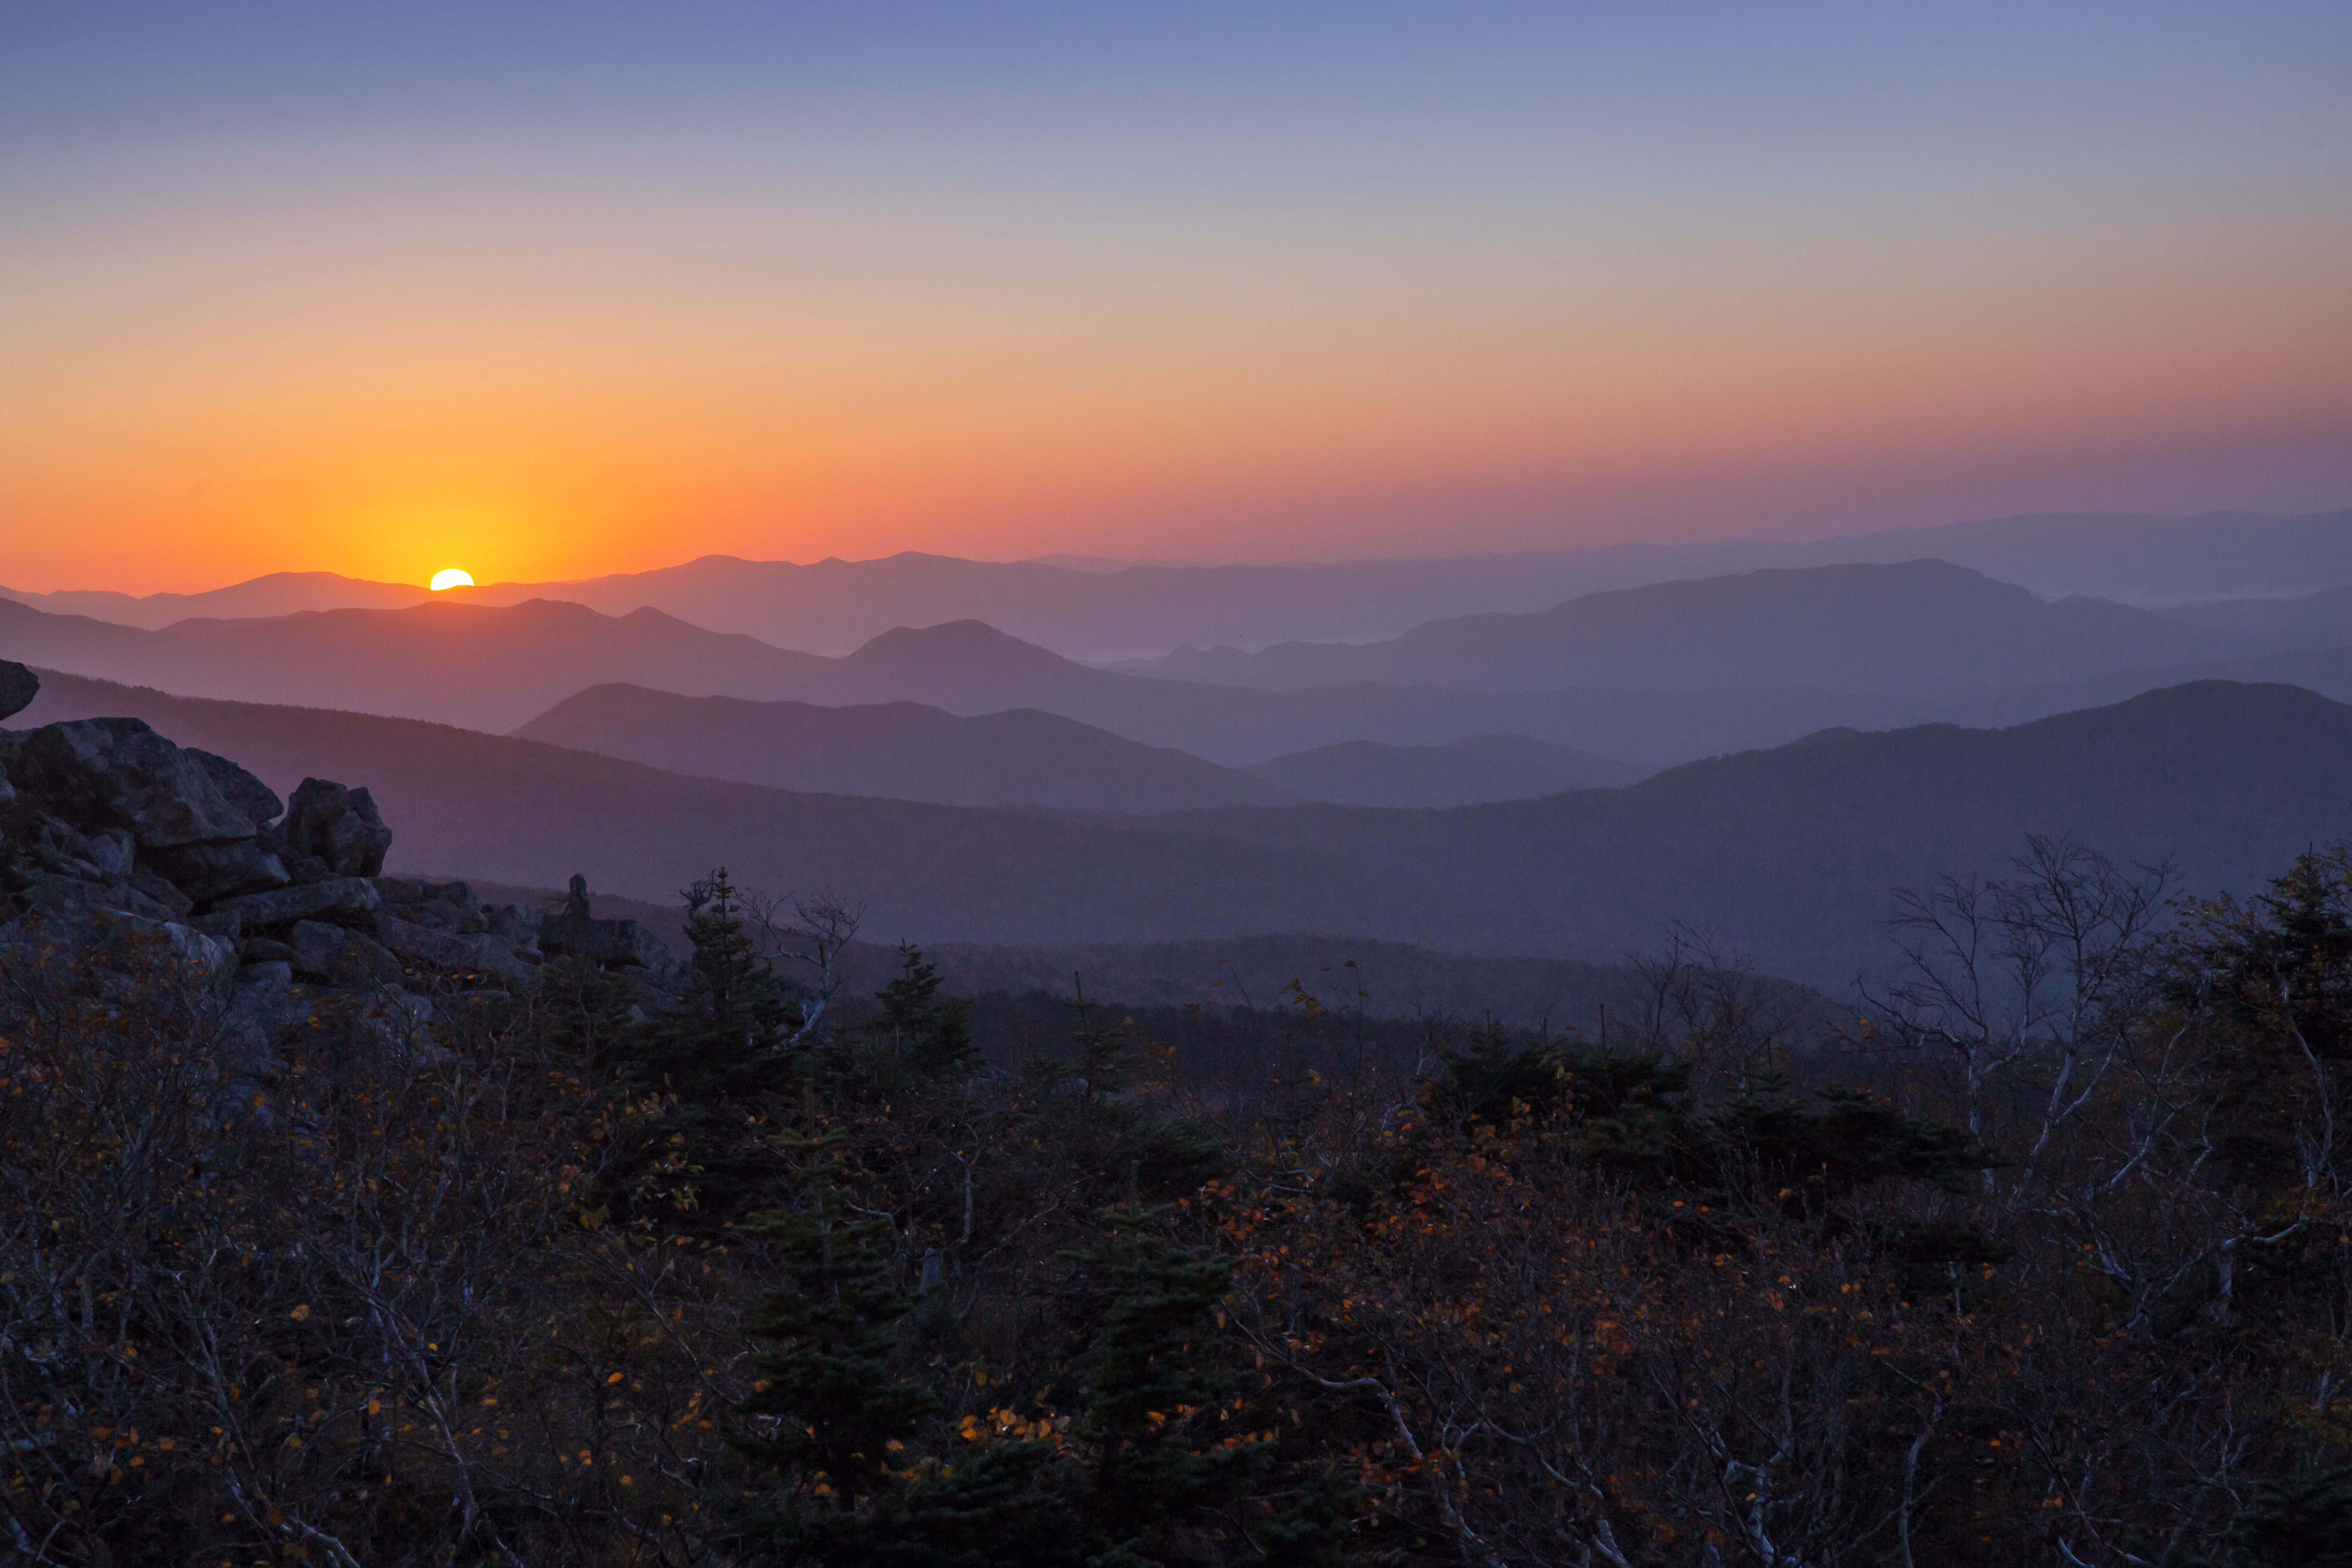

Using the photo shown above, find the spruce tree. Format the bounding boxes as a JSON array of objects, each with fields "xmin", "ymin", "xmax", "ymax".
[
  {"xmin": 1065, "ymin": 1201, "xmax": 1270, "ymax": 1559},
  {"xmin": 738, "ymin": 1127, "xmax": 937, "ymax": 1502}
]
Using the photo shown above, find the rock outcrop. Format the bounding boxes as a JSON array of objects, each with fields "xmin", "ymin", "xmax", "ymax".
[
  {"xmin": 0, "ymin": 658, "xmax": 683, "ymax": 1065},
  {"xmin": 0, "ymin": 662, "xmax": 38, "ymax": 723}
]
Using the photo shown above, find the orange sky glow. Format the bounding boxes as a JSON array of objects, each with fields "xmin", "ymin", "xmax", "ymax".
[{"xmin": 3, "ymin": 6, "xmax": 2346, "ymax": 595}]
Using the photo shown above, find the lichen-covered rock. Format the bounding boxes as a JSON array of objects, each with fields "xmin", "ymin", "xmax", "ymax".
[
  {"xmin": 0, "ymin": 660, "xmax": 36, "ymax": 722},
  {"xmin": 282, "ymin": 779, "xmax": 392, "ymax": 878}
]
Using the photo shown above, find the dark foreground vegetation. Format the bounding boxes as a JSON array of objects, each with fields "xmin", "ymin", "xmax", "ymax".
[{"xmin": 6, "ymin": 836, "xmax": 2352, "ymax": 1565}]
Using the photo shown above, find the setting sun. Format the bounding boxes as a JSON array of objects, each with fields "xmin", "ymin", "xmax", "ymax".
[{"xmin": 429, "ymin": 569, "xmax": 476, "ymax": 591}]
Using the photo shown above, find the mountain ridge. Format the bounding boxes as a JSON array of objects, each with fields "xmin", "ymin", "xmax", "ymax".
[{"xmin": 15, "ymin": 670, "xmax": 2343, "ymax": 988}]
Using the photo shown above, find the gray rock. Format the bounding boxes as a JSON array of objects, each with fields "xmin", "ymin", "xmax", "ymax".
[
  {"xmin": 188, "ymin": 749, "xmax": 283, "ymax": 831},
  {"xmin": 18, "ymin": 872, "xmax": 177, "ymax": 921},
  {"xmin": 484, "ymin": 901, "xmax": 543, "ymax": 956},
  {"xmin": 374, "ymin": 913, "xmax": 533, "ymax": 986},
  {"xmin": 6, "ymin": 718, "xmax": 260, "ymax": 849},
  {"xmin": 282, "ymin": 779, "xmax": 392, "ymax": 878},
  {"xmin": 539, "ymin": 876, "xmax": 679, "ymax": 982},
  {"xmin": 145, "ymin": 839, "xmax": 291, "ymax": 904},
  {"xmin": 285, "ymin": 918, "xmax": 405, "ymax": 989},
  {"xmin": 87, "ymin": 828, "xmax": 135, "ymax": 879},
  {"xmin": 0, "ymin": 661, "xmax": 35, "ymax": 722},
  {"xmin": 242, "ymin": 937, "xmax": 299, "ymax": 967},
  {"xmin": 126, "ymin": 871, "xmax": 194, "ymax": 916},
  {"xmin": 209, "ymin": 876, "xmax": 382, "ymax": 929}
]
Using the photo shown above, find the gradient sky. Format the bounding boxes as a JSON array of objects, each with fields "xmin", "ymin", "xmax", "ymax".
[{"xmin": 4, "ymin": 2, "xmax": 2348, "ymax": 593}]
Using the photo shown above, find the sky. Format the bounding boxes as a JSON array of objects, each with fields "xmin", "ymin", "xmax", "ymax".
[{"xmin": 3, "ymin": 2, "xmax": 2348, "ymax": 594}]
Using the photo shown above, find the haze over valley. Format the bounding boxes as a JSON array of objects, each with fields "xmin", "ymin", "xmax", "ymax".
[{"xmin": 10, "ymin": 510, "xmax": 2351, "ymax": 986}]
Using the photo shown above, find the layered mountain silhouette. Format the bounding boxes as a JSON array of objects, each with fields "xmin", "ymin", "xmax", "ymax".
[
  {"xmin": 513, "ymin": 685, "xmax": 1293, "ymax": 812},
  {"xmin": 18, "ymin": 671, "xmax": 2344, "ymax": 988},
  {"xmin": 2166, "ymin": 585, "xmax": 2352, "ymax": 653},
  {"xmin": 0, "ymin": 593, "xmax": 1917, "ymax": 760},
  {"xmin": 514, "ymin": 685, "xmax": 1654, "ymax": 810},
  {"xmin": 9, "ymin": 579, "xmax": 2351, "ymax": 767},
  {"xmin": 11, "ymin": 508, "xmax": 2345, "ymax": 655},
  {"xmin": 1155, "ymin": 561, "xmax": 2235, "ymax": 692}
]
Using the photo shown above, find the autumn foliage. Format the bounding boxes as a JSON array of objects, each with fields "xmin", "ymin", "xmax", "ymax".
[{"xmin": 5, "ymin": 841, "xmax": 2352, "ymax": 1564}]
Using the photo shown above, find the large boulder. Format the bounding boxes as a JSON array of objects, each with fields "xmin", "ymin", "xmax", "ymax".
[
  {"xmin": 0, "ymin": 660, "xmax": 35, "ymax": 722},
  {"xmin": 282, "ymin": 779, "xmax": 392, "ymax": 879},
  {"xmin": 4, "ymin": 718, "xmax": 260, "ymax": 848},
  {"xmin": 0, "ymin": 717, "xmax": 291, "ymax": 902}
]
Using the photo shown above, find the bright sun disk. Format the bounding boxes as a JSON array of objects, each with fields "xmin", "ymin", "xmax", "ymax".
[{"xmin": 429, "ymin": 569, "xmax": 475, "ymax": 591}]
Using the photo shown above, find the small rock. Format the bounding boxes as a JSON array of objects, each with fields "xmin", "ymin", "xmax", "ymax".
[{"xmin": 282, "ymin": 779, "xmax": 392, "ymax": 878}]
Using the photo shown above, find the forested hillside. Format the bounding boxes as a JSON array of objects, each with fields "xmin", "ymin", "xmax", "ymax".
[{"xmin": 10, "ymin": 801, "xmax": 2352, "ymax": 1562}]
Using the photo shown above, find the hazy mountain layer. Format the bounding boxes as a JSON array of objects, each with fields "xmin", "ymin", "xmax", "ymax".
[
  {"xmin": 18, "ymin": 673, "xmax": 2341, "ymax": 988},
  {"xmin": 513, "ymin": 685, "xmax": 1296, "ymax": 812},
  {"xmin": 10, "ymin": 509, "xmax": 2344, "ymax": 655},
  {"xmin": 2165, "ymin": 585, "xmax": 2352, "ymax": 652},
  {"xmin": 13, "ymin": 590, "xmax": 2352, "ymax": 769},
  {"xmin": 0, "ymin": 595, "xmax": 1924, "ymax": 761},
  {"xmin": 1243, "ymin": 735, "xmax": 1654, "ymax": 805},
  {"xmin": 1157, "ymin": 560, "xmax": 2233, "ymax": 693},
  {"xmin": 514, "ymin": 686, "xmax": 1650, "ymax": 810}
]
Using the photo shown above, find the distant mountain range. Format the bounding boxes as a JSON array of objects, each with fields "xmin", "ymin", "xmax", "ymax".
[
  {"xmin": 512, "ymin": 685, "xmax": 1653, "ymax": 810},
  {"xmin": 17, "ymin": 672, "xmax": 2343, "ymax": 988},
  {"xmin": 8, "ymin": 508, "xmax": 2345, "ymax": 657},
  {"xmin": 9, "ymin": 570, "xmax": 2352, "ymax": 767},
  {"xmin": 1153, "ymin": 560, "xmax": 2235, "ymax": 692}
]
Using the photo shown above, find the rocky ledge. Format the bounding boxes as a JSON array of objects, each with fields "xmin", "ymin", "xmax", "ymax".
[{"xmin": 0, "ymin": 660, "xmax": 681, "ymax": 1058}]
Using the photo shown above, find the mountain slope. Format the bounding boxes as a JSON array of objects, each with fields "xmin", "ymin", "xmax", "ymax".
[
  {"xmin": 1243, "ymin": 735, "xmax": 1655, "ymax": 805},
  {"xmin": 16, "ymin": 672, "xmax": 2343, "ymax": 988},
  {"xmin": 511, "ymin": 684, "xmax": 1297, "ymax": 811},
  {"xmin": 8, "ymin": 672, "xmax": 1403, "ymax": 946},
  {"xmin": 1159, "ymin": 561, "xmax": 2234, "ymax": 693},
  {"xmin": 1147, "ymin": 681, "xmax": 2352, "ymax": 984}
]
